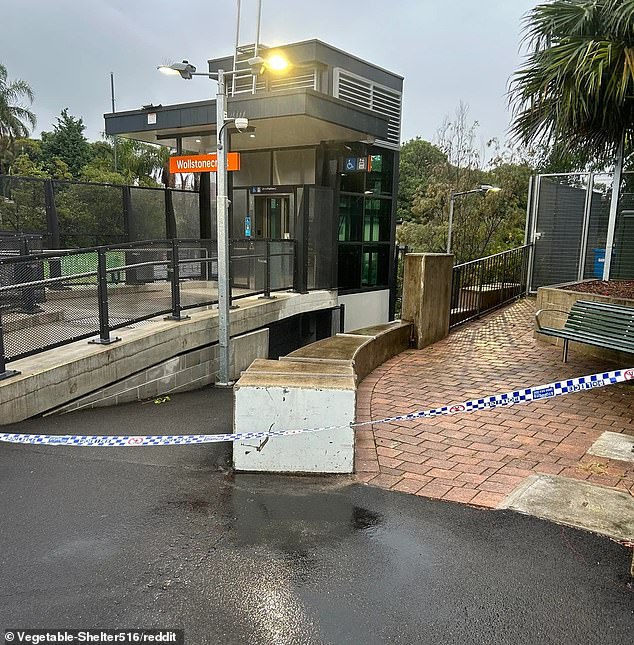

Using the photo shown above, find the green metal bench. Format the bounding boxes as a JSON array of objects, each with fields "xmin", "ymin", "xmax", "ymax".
[{"xmin": 535, "ymin": 300, "xmax": 634, "ymax": 362}]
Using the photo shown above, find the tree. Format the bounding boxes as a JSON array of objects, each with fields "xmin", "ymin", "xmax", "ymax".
[
  {"xmin": 41, "ymin": 108, "xmax": 91, "ymax": 177},
  {"xmin": 82, "ymin": 137, "xmax": 169, "ymax": 187},
  {"xmin": 397, "ymin": 138, "xmax": 446, "ymax": 222},
  {"xmin": 397, "ymin": 105, "xmax": 532, "ymax": 263},
  {"xmin": 509, "ymin": 0, "xmax": 634, "ymax": 277},
  {"xmin": 0, "ymin": 63, "xmax": 36, "ymax": 174}
]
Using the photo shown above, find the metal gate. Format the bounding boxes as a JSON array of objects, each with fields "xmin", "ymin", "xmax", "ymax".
[{"xmin": 526, "ymin": 171, "xmax": 634, "ymax": 291}]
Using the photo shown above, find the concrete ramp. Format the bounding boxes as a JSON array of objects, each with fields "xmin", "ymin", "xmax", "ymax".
[{"xmin": 501, "ymin": 474, "xmax": 634, "ymax": 542}]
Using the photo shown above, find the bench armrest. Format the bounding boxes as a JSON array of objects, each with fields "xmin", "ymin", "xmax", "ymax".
[{"xmin": 535, "ymin": 308, "xmax": 569, "ymax": 332}]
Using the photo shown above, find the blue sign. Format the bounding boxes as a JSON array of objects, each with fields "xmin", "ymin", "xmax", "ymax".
[
  {"xmin": 245, "ymin": 216, "xmax": 252, "ymax": 237},
  {"xmin": 345, "ymin": 157, "xmax": 358, "ymax": 171}
]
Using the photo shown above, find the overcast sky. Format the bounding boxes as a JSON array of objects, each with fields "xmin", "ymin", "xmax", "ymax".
[{"xmin": 2, "ymin": 0, "xmax": 536, "ymax": 148}]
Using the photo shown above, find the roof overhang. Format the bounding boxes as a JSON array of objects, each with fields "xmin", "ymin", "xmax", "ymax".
[{"xmin": 104, "ymin": 88, "xmax": 389, "ymax": 153}]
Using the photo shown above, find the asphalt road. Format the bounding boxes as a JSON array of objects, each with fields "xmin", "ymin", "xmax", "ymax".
[{"xmin": 1, "ymin": 387, "xmax": 633, "ymax": 645}]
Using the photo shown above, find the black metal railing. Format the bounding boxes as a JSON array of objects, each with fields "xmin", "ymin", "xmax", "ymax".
[
  {"xmin": 391, "ymin": 243, "xmax": 409, "ymax": 319},
  {"xmin": 0, "ymin": 237, "xmax": 296, "ymax": 376},
  {"xmin": 449, "ymin": 245, "xmax": 531, "ymax": 328}
]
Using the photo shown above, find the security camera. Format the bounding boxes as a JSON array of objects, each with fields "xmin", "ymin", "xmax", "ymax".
[
  {"xmin": 234, "ymin": 117, "xmax": 249, "ymax": 132},
  {"xmin": 247, "ymin": 56, "xmax": 266, "ymax": 76}
]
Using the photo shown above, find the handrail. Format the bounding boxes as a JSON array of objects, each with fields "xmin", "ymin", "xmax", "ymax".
[
  {"xmin": 453, "ymin": 244, "xmax": 532, "ymax": 270},
  {"xmin": 0, "ymin": 237, "xmax": 298, "ymax": 370}
]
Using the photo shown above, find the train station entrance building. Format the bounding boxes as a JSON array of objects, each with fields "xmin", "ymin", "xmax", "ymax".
[{"xmin": 105, "ymin": 40, "xmax": 403, "ymax": 329}]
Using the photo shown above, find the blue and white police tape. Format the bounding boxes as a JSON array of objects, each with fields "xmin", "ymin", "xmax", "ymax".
[{"xmin": 1, "ymin": 367, "xmax": 632, "ymax": 448}]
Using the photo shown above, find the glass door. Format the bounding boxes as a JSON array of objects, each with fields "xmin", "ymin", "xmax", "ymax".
[{"xmin": 253, "ymin": 195, "xmax": 291, "ymax": 238}]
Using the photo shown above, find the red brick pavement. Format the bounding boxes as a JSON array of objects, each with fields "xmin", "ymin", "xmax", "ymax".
[{"xmin": 355, "ymin": 299, "xmax": 634, "ymax": 508}]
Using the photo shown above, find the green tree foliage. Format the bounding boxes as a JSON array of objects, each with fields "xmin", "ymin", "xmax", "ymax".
[
  {"xmin": 41, "ymin": 108, "xmax": 91, "ymax": 177},
  {"xmin": 81, "ymin": 138, "xmax": 169, "ymax": 187},
  {"xmin": 397, "ymin": 105, "xmax": 533, "ymax": 263},
  {"xmin": 0, "ymin": 63, "xmax": 36, "ymax": 174},
  {"xmin": 397, "ymin": 137, "xmax": 447, "ymax": 222},
  {"xmin": 510, "ymin": 0, "xmax": 634, "ymax": 165}
]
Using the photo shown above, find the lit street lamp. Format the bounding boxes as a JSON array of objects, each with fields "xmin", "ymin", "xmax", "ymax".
[
  {"xmin": 159, "ymin": 56, "xmax": 287, "ymax": 386},
  {"xmin": 447, "ymin": 184, "xmax": 501, "ymax": 255}
]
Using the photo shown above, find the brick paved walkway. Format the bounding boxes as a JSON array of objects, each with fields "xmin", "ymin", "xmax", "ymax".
[{"xmin": 355, "ymin": 299, "xmax": 634, "ymax": 507}]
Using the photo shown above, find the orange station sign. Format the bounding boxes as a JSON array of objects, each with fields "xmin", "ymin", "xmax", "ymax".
[{"xmin": 169, "ymin": 152, "xmax": 241, "ymax": 174}]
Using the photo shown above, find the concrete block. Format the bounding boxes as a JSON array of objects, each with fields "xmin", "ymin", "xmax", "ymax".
[
  {"xmin": 402, "ymin": 253, "xmax": 454, "ymax": 349},
  {"xmin": 233, "ymin": 384, "xmax": 355, "ymax": 474}
]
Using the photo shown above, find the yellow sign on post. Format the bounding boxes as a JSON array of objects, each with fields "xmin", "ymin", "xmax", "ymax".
[{"xmin": 169, "ymin": 152, "xmax": 241, "ymax": 174}]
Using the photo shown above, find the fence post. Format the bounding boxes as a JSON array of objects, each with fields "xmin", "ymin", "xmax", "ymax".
[
  {"xmin": 165, "ymin": 239, "xmax": 190, "ymax": 321},
  {"xmin": 476, "ymin": 260, "xmax": 484, "ymax": 317},
  {"xmin": 0, "ymin": 309, "xmax": 20, "ymax": 381},
  {"xmin": 17, "ymin": 238, "xmax": 43, "ymax": 315},
  {"xmin": 89, "ymin": 248, "xmax": 120, "ymax": 345},
  {"xmin": 259, "ymin": 240, "xmax": 275, "ymax": 300}
]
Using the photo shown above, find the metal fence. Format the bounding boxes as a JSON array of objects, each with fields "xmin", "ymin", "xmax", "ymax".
[
  {"xmin": 449, "ymin": 245, "xmax": 531, "ymax": 328},
  {"xmin": 0, "ymin": 175, "xmax": 201, "ymax": 248},
  {"xmin": 0, "ymin": 237, "xmax": 295, "ymax": 375},
  {"xmin": 526, "ymin": 171, "xmax": 634, "ymax": 290}
]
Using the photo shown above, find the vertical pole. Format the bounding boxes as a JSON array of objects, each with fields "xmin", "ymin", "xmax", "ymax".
[
  {"xmin": 122, "ymin": 185, "xmax": 132, "ymax": 242},
  {"xmin": 252, "ymin": 0, "xmax": 262, "ymax": 94},
  {"xmin": 44, "ymin": 179, "xmax": 59, "ymax": 250},
  {"xmin": 447, "ymin": 193, "xmax": 455, "ymax": 254},
  {"xmin": 526, "ymin": 175, "xmax": 541, "ymax": 294},
  {"xmin": 111, "ymin": 73, "xmax": 118, "ymax": 172},
  {"xmin": 18, "ymin": 238, "xmax": 41, "ymax": 314},
  {"xmin": 165, "ymin": 238, "xmax": 190, "ymax": 321},
  {"xmin": 89, "ymin": 248, "xmax": 120, "ymax": 345},
  {"xmin": 0, "ymin": 308, "xmax": 20, "ymax": 380},
  {"xmin": 216, "ymin": 70, "xmax": 232, "ymax": 386},
  {"xmin": 259, "ymin": 239, "xmax": 274, "ymax": 299},
  {"xmin": 232, "ymin": 0, "xmax": 241, "ymax": 96},
  {"xmin": 578, "ymin": 172, "xmax": 594, "ymax": 281},
  {"xmin": 603, "ymin": 134, "xmax": 625, "ymax": 280}
]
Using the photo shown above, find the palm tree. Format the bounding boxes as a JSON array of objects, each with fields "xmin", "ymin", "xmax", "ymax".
[
  {"xmin": 0, "ymin": 63, "xmax": 36, "ymax": 173},
  {"xmin": 509, "ymin": 0, "xmax": 634, "ymax": 279}
]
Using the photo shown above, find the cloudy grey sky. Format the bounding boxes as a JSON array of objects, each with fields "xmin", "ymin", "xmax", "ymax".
[{"xmin": 3, "ymin": 0, "xmax": 536, "ymax": 146}]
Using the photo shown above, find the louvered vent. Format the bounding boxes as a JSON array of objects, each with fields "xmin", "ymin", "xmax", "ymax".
[{"xmin": 333, "ymin": 69, "xmax": 402, "ymax": 148}]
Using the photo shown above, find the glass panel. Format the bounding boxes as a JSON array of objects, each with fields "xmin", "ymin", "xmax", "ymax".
[
  {"xmin": 366, "ymin": 149, "xmax": 394, "ymax": 195},
  {"xmin": 340, "ymin": 169, "xmax": 365, "ymax": 193},
  {"xmin": 338, "ymin": 195, "xmax": 363, "ymax": 241},
  {"xmin": 232, "ymin": 151, "xmax": 271, "ymax": 187},
  {"xmin": 273, "ymin": 149, "xmax": 315, "ymax": 185},
  {"xmin": 363, "ymin": 198, "xmax": 391, "ymax": 242},
  {"xmin": 362, "ymin": 244, "xmax": 390, "ymax": 288},
  {"xmin": 338, "ymin": 244, "xmax": 361, "ymax": 290},
  {"xmin": 231, "ymin": 189, "xmax": 248, "ymax": 238}
]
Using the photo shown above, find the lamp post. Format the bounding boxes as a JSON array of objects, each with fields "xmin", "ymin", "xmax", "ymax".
[
  {"xmin": 159, "ymin": 57, "xmax": 275, "ymax": 386},
  {"xmin": 447, "ymin": 184, "xmax": 501, "ymax": 255}
]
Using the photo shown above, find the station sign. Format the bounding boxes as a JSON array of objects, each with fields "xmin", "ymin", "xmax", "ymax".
[{"xmin": 169, "ymin": 152, "xmax": 241, "ymax": 174}]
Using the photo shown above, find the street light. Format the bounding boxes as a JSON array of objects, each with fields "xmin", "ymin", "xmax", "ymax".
[
  {"xmin": 158, "ymin": 58, "xmax": 268, "ymax": 386},
  {"xmin": 447, "ymin": 184, "xmax": 501, "ymax": 255}
]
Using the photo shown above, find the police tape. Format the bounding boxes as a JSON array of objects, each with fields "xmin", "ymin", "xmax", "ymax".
[{"xmin": 0, "ymin": 367, "xmax": 632, "ymax": 448}]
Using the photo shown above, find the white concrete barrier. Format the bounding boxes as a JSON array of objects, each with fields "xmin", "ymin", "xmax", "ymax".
[{"xmin": 233, "ymin": 361, "xmax": 356, "ymax": 473}]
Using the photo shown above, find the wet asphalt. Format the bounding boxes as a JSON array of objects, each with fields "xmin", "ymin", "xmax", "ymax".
[{"xmin": 0, "ymin": 387, "xmax": 633, "ymax": 645}]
